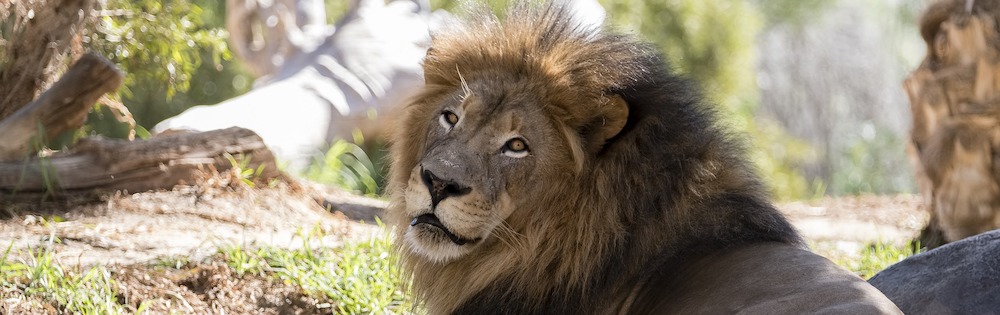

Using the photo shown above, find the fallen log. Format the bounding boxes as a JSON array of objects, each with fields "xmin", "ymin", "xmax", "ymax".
[
  {"xmin": 0, "ymin": 53, "xmax": 124, "ymax": 161},
  {"xmin": 0, "ymin": 127, "xmax": 282, "ymax": 201},
  {"xmin": 302, "ymin": 181, "xmax": 388, "ymax": 223}
]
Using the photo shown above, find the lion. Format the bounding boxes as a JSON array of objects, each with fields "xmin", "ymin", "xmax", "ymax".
[{"xmin": 385, "ymin": 2, "xmax": 902, "ymax": 314}]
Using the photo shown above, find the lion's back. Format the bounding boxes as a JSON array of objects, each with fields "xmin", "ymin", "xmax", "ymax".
[{"xmin": 630, "ymin": 243, "xmax": 902, "ymax": 314}]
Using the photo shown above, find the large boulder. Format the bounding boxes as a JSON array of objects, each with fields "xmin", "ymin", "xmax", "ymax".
[{"xmin": 868, "ymin": 229, "xmax": 1000, "ymax": 314}]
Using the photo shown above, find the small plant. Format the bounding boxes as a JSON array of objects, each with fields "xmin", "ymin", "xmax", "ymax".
[
  {"xmin": 306, "ymin": 137, "xmax": 380, "ymax": 196},
  {"xmin": 9, "ymin": 123, "xmax": 63, "ymax": 201},
  {"xmin": 153, "ymin": 255, "xmax": 191, "ymax": 269},
  {"xmin": 223, "ymin": 152, "xmax": 267, "ymax": 188},
  {"xmin": 220, "ymin": 245, "xmax": 267, "ymax": 276}
]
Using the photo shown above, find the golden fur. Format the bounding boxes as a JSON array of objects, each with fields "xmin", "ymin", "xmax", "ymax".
[{"xmin": 386, "ymin": 2, "xmax": 901, "ymax": 314}]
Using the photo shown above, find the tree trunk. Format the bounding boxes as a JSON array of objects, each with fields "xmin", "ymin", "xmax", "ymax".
[
  {"xmin": 0, "ymin": 53, "xmax": 123, "ymax": 161},
  {"xmin": 906, "ymin": 0, "xmax": 1000, "ymax": 248},
  {"xmin": 0, "ymin": 0, "xmax": 92, "ymax": 120}
]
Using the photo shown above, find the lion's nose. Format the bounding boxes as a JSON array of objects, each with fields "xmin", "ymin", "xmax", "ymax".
[{"xmin": 421, "ymin": 168, "xmax": 472, "ymax": 208}]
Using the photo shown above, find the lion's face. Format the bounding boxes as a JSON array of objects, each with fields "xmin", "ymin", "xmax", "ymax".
[{"xmin": 399, "ymin": 78, "xmax": 583, "ymax": 263}]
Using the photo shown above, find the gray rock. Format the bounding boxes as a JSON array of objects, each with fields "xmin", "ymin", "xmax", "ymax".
[{"xmin": 869, "ymin": 229, "xmax": 1000, "ymax": 315}]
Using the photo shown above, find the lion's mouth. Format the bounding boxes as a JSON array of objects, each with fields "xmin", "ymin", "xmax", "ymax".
[{"xmin": 411, "ymin": 214, "xmax": 478, "ymax": 246}]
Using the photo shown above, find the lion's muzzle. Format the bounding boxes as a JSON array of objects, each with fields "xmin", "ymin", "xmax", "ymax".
[{"xmin": 401, "ymin": 152, "xmax": 494, "ymax": 261}]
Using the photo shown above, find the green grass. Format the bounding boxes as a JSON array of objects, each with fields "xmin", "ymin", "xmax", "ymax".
[
  {"xmin": 220, "ymin": 226, "xmax": 409, "ymax": 314},
  {"xmin": 825, "ymin": 241, "xmax": 922, "ymax": 279},
  {"xmin": 1, "ymin": 243, "xmax": 130, "ymax": 314},
  {"xmin": 851, "ymin": 242, "xmax": 922, "ymax": 279},
  {"xmin": 2, "ymin": 228, "xmax": 923, "ymax": 315},
  {"xmin": 2, "ymin": 226, "xmax": 407, "ymax": 315}
]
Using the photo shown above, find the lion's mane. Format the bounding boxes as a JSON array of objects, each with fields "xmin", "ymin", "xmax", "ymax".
[{"xmin": 386, "ymin": 3, "xmax": 801, "ymax": 314}]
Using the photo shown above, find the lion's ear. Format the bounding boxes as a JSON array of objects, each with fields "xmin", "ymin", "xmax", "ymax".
[{"xmin": 584, "ymin": 94, "xmax": 629, "ymax": 152}]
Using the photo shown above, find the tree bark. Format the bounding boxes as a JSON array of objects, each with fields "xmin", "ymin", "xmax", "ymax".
[
  {"xmin": 0, "ymin": 127, "xmax": 282, "ymax": 202},
  {"xmin": 907, "ymin": 0, "xmax": 1000, "ymax": 248},
  {"xmin": 0, "ymin": 0, "xmax": 93, "ymax": 120},
  {"xmin": 0, "ymin": 53, "xmax": 123, "ymax": 161}
]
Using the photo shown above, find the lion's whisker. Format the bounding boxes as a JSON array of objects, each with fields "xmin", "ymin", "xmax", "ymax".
[
  {"xmin": 457, "ymin": 65, "xmax": 472, "ymax": 102},
  {"xmin": 490, "ymin": 217, "xmax": 527, "ymax": 253}
]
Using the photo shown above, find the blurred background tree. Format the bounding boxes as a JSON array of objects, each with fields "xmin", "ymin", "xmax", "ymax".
[
  {"xmin": 82, "ymin": 0, "xmax": 251, "ymax": 139},
  {"xmin": 755, "ymin": 0, "xmax": 928, "ymax": 197},
  {"xmin": 597, "ymin": 0, "xmax": 928, "ymax": 198},
  {"xmin": 600, "ymin": 0, "xmax": 815, "ymax": 199}
]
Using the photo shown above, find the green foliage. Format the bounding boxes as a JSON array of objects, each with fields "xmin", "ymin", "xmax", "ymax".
[
  {"xmin": 306, "ymin": 136, "xmax": 381, "ymax": 196},
  {"xmin": 153, "ymin": 255, "xmax": 191, "ymax": 270},
  {"xmin": 894, "ymin": 0, "xmax": 931, "ymax": 24},
  {"xmin": 833, "ymin": 242, "xmax": 922, "ymax": 279},
  {"xmin": 753, "ymin": 0, "xmax": 831, "ymax": 26},
  {"xmin": 597, "ymin": 0, "xmax": 818, "ymax": 199},
  {"xmin": 325, "ymin": 1, "xmax": 351, "ymax": 24},
  {"xmin": 831, "ymin": 126, "xmax": 915, "ymax": 195},
  {"xmin": 602, "ymin": 0, "xmax": 760, "ymax": 113},
  {"xmin": 221, "ymin": 246, "xmax": 269, "ymax": 277},
  {"xmin": 222, "ymin": 225, "xmax": 409, "ymax": 314},
  {"xmin": 224, "ymin": 153, "xmax": 269, "ymax": 188},
  {"xmin": 88, "ymin": 0, "xmax": 229, "ymax": 99},
  {"xmin": 10, "ymin": 125, "xmax": 62, "ymax": 200},
  {"xmin": 84, "ymin": 0, "xmax": 252, "ymax": 139},
  {"xmin": 429, "ymin": 0, "xmax": 467, "ymax": 11},
  {"xmin": 749, "ymin": 122, "xmax": 818, "ymax": 200}
]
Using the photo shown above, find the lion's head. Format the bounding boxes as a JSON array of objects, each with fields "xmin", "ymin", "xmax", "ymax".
[
  {"xmin": 394, "ymin": 85, "xmax": 627, "ymax": 262},
  {"xmin": 387, "ymin": 4, "xmax": 643, "ymax": 265}
]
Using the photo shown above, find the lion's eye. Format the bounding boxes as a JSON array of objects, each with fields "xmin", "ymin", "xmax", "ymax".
[
  {"xmin": 503, "ymin": 138, "xmax": 529, "ymax": 158},
  {"xmin": 440, "ymin": 110, "xmax": 459, "ymax": 129}
]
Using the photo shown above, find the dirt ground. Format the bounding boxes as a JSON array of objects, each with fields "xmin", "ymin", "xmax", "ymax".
[
  {"xmin": 3, "ymin": 259, "xmax": 338, "ymax": 314},
  {"xmin": 1, "ymin": 179, "xmax": 382, "ymax": 314},
  {"xmin": 781, "ymin": 194, "xmax": 926, "ymax": 260},
  {"xmin": 0, "ymin": 181, "xmax": 927, "ymax": 314},
  {"xmin": 0, "ymin": 185, "xmax": 381, "ymax": 267}
]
